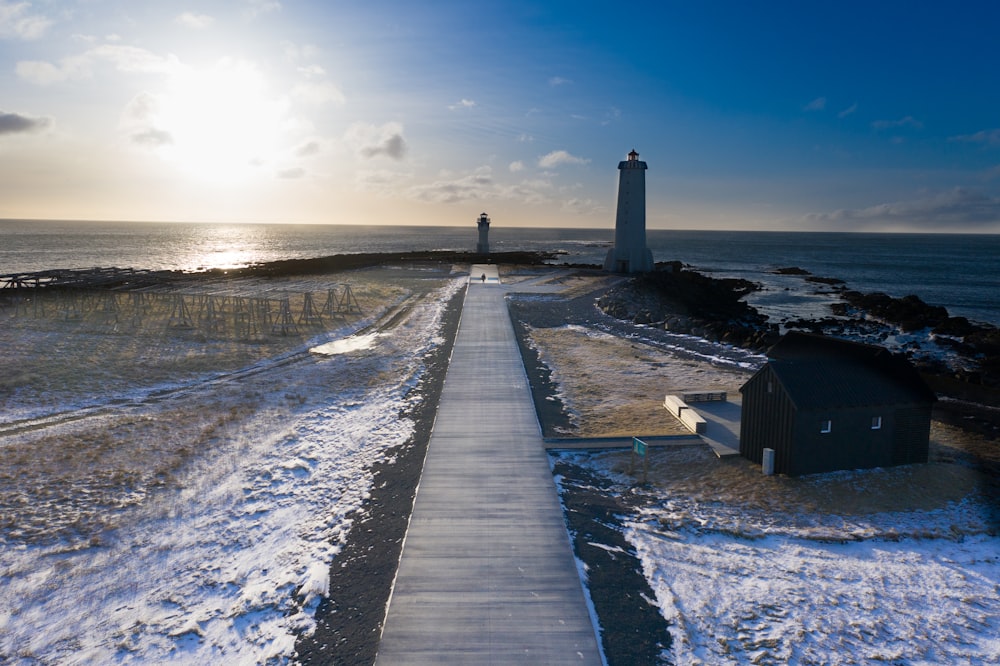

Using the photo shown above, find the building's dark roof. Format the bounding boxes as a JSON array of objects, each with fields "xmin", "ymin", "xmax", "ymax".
[{"xmin": 746, "ymin": 332, "xmax": 936, "ymax": 410}]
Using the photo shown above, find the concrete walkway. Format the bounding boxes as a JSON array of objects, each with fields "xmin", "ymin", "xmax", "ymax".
[{"xmin": 376, "ymin": 266, "xmax": 603, "ymax": 664}]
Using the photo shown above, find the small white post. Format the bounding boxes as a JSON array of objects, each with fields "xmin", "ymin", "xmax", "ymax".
[{"xmin": 762, "ymin": 448, "xmax": 775, "ymax": 476}]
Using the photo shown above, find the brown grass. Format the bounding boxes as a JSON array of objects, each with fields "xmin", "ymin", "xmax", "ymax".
[
  {"xmin": 0, "ymin": 269, "xmax": 430, "ymax": 546},
  {"xmin": 529, "ymin": 324, "xmax": 748, "ymax": 437}
]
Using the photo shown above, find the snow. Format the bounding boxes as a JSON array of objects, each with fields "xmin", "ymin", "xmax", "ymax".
[
  {"xmin": 559, "ymin": 450, "xmax": 1000, "ymax": 666},
  {"xmin": 0, "ymin": 276, "xmax": 465, "ymax": 664}
]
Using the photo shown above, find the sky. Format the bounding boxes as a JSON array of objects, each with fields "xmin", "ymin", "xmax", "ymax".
[{"xmin": 1, "ymin": 0, "xmax": 999, "ymax": 232}]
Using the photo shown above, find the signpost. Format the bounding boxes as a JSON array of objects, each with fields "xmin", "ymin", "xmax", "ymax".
[{"xmin": 630, "ymin": 437, "xmax": 649, "ymax": 483}]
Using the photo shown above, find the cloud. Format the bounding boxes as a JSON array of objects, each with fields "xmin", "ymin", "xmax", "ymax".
[
  {"xmin": 130, "ymin": 128, "xmax": 173, "ymax": 147},
  {"xmin": 294, "ymin": 140, "xmax": 321, "ymax": 157},
  {"xmin": 0, "ymin": 1, "xmax": 53, "ymax": 40},
  {"xmin": 949, "ymin": 128, "xmax": 1000, "ymax": 147},
  {"xmin": 448, "ymin": 99, "xmax": 476, "ymax": 110},
  {"xmin": 292, "ymin": 80, "xmax": 346, "ymax": 106},
  {"xmin": 245, "ymin": 0, "xmax": 281, "ymax": 18},
  {"xmin": 345, "ymin": 121, "xmax": 407, "ymax": 160},
  {"xmin": 548, "ymin": 76, "xmax": 572, "ymax": 86},
  {"xmin": 803, "ymin": 97, "xmax": 826, "ymax": 112},
  {"xmin": 17, "ymin": 43, "xmax": 179, "ymax": 85},
  {"xmin": 601, "ymin": 107, "xmax": 622, "ymax": 126},
  {"xmin": 176, "ymin": 12, "xmax": 214, "ymax": 30},
  {"xmin": 538, "ymin": 149, "xmax": 589, "ymax": 169},
  {"xmin": 0, "ymin": 110, "xmax": 50, "ymax": 135},
  {"xmin": 406, "ymin": 166, "xmax": 495, "ymax": 204},
  {"xmin": 804, "ymin": 188, "xmax": 1000, "ymax": 230},
  {"xmin": 872, "ymin": 115, "xmax": 923, "ymax": 130},
  {"xmin": 509, "ymin": 161, "xmax": 524, "ymax": 172},
  {"xmin": 517, "ymin": 133, "xmax": 534, "ymax": 143},
  {"xmin": 838, "ymin": 102, "xmax": 858, "ymax": 118},
  {"xmin": 561, "ymin": 198, "xmax": 605, "ymax": 215},
  {"xmin": 16, "ymin": 59, "xmax": 70, "ymax": 85},
  {"xmin": 402, "ymin": 166, "xmax": 557, "ymax": 206},
  {"xmin": 277, "ymin": 167, "xmax": 305, "ymax": 179},
  {"xmin": 122, "ymin": 91, "xmax": 161, "ymax": 124}
]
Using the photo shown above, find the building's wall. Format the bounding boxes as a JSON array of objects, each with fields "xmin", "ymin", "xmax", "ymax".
[
  {"xmin": 891, "ymin": 405, "xmax": 932, "ymax": 465},
  {"xmin": 739, "ymin": 368, "xmax": 795, "ymax": 472},
  {"xmin": 742, "ymin": 366, "xmax": 932, "ymax": 475},
  {"xmin": 788, "ymin": 408, "xmax": 894, "ymax": 476}
]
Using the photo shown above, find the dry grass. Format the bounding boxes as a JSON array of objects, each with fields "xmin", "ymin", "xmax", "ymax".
[
  {"xmin": 532, "ymin": 310, "xmax": 996, "ymax": 525},
  {"xmin": 529, "ymin": 324, "xmax": 748, "ymax": 437},
  {"xmin": 0, "ymin": 269, "xmax": 438, "ymax": 546},
  {"xmin": 0, "ymin": 276, "xmax": 405, "ymax": 413}
]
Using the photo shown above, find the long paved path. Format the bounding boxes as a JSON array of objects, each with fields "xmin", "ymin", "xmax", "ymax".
[{"xmin": 376, "ymin": 266, "xmax": 603, "ymax": 664}]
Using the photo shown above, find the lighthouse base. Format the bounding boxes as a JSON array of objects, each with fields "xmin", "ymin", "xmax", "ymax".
[{"xmin": 603, "ymin": 246, "xmax": 654, "ymax": 274}]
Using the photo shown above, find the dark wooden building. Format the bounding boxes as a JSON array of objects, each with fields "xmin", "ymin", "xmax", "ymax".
[{"xmin": 739, "ymin": 332, "xmax": 935, "ymax": 476}]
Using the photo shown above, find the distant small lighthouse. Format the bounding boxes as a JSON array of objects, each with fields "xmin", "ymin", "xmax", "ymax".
[
  {"xmin": 476, "ymin": 212, "xmax": 490, "ymax": 254},
  {"xmin": 603, "ymin": 149, "xmax": 654, "ymax": 273}
]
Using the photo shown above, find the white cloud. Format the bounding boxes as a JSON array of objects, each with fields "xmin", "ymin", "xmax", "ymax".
[
  {"xmin": 245, "ymin": 0, "xmax": 281, "ymax": 18},
  {"xmin": 0, "ymin": 1, "xmax": 52, "ymax": 40},
  {"xmin": 401, "ymin": 166, "xmax": 557, "ymax": 206},
  {"xmin": 549, "ymin": 76, "xmax": 571, "ymax": 86},
  {"xmin": 949, "ymin": 128, "xmax": 1000, "ymax": 146},
  {"xmin": 803, "ymin": 97, "xmax": 826, "ymax": 112},
  {"xmin": 292, "ymin": 80, "xmax": 346, "ymax": 106},
  {"xmin": 345, "ymin": 121, "xmax": 407, "ymax": 160},
  {"xmin": 837, "ymin": 102, "xmax": 858, "ymax": 118},
  {"xmin": 872, "ymin": 115, "xmax": 923, "ymax": 130},
  {"xmin": 406, "ymin": 166, "xmax": 494, "ymax": 203},
  {"xmin": 508, "ymin": 161, "xmax": 524, "ymax": 172},
  {"xmin": 561, "ymin": 198, "xmax": 604, "ymax": 215},
  {"xmin": 176, "ymin": 12, "xmax": 214, "ymax": 30},
  {"xmin": 17, "ymin": 43, "xmax": 179, "ymax": 85},
  {"xmin": 294, "ymin": 140, "xmax": 321, "ymax": 157},
  {"xmin": 277, "ymin": 166, "xmax": 305, "ymax": 179},
  {"xmin": 517, "ymin": 133, "xmax": 534, "ymax": 143},
  {"xmin": 448, "ymin": 99, "xmax": 476, "ymax": 110},
  {"xmin": 15, "ymin": 59, "xmax": 66, "ymax": 85},
  {"xmin": 538, "ymin": 149, "xmax": 589, "ymax": 169},
  {"xmin": 804, "ymin": 187, "xmax": 1000, "ymax": 230},
  {"xmin": 130, "ymin": 128, "xmax": 173, "ymax": 147},
  {"xmin": 0, "ymin": 110, "xmax": 50, "ymax": 135},
  {"xmin": 601, "ymin": 107, "xmax": 621, "ymax": 126},
  {"xmin": 283, "ymin": 41, "xmax": 321, "ymax": 63}
]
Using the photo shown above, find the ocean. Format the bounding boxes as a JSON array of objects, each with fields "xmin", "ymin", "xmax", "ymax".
[{"xmin": 2, "ymin": 219, "xmax": 999, "ymax": 326}]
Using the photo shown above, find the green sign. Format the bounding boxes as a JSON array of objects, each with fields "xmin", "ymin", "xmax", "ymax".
[{"xmin": 633, "ymin": 437, "xmax": 647, "ymax": 456}]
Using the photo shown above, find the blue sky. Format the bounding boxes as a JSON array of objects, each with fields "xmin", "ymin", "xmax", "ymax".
[{"xmin": 2, "ymin": 1, "xmax": 999, "ymax": 231}]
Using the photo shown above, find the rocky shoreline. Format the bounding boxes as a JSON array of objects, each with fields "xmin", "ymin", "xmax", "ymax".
[{"xmin": 596, "ymin": 263, "xmax": 1000, "ymax": 417}]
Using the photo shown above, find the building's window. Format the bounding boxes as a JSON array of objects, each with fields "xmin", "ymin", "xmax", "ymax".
[
  {"xmin": 767, "ymin": 381, "xmax": 773, "ymax": 394},
  {"xmin": 871, "ymin": 416, "xmax": 882, "ymax": 430},
  {"xmin": 820, "ymin": 419, "xmax": 832, "ymax": 434}
]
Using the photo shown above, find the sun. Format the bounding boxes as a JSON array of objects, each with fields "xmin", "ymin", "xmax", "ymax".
[{"xmin": 150, "ymin": 59, "xmax": 288, "ymax": 183}]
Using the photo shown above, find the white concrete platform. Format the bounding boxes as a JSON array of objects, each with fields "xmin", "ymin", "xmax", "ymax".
[{"xmin": 376, "ymin": 274, "xmax": 602, "ymax": 664}]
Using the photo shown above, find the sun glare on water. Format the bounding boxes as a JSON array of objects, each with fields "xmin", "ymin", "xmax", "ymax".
[{"xmin": 144, "ymin": 59, "xmax": 287, "ymax": 184}]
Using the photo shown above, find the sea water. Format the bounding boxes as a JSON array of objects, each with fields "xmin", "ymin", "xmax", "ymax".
[{"xmin": 2, "ymin": 219, "xmax": 999, "ymax": 326}]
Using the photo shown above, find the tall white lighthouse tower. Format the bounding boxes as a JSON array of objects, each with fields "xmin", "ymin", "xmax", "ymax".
[
  {"xmin": 476, "ymin": 212, "xmax": 490, "ymax": 254},
  {"xmin": 603, "ymin": 149, "xmax": 654, "ymax": 273}
]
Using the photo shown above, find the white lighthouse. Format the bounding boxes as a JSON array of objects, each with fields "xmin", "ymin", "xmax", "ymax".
[
  {"xmin": 603, "ymin": 149, "xmax": 654, "ymax": 273},
  {"xmin": 476, "ymin": 212, "xmax": 490, "ymax": 254}
]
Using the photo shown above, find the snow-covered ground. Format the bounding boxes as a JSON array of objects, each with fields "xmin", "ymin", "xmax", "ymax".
[
  {"xmin": 530, "ymin": 276, "xmax": 1000, "ymax": 666},
  {"xmin": 0, "ymin": 275, "xmax": 464, "ymax": 664},
  {"xmin": 555, "ymin": 446, "xmax": 1000, "ymax": 666}
]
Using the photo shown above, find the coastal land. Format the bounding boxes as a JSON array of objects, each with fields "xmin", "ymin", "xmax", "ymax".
[{"xmin": 1, "ymin": 253, "xmax": 998, "ymax": 664}]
